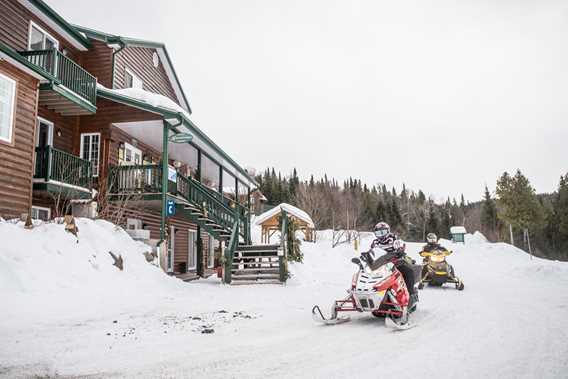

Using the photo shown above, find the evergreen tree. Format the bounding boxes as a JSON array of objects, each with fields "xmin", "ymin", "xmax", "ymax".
[
  {"xmin": 496, "ymin": 170, "xmax": 545, "ymax": 246},
  {"xmin": 481, "ymin": 185, "xmax": 498, "ymax": 237}
]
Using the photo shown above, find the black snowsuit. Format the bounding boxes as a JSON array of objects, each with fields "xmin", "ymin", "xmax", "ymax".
[
  {"xmin": 365, "ymin": 249, "xmax": 418, "ymax": 298},
  {"xmin": 422, "ymin": 243, "xmax": 448, "ymax": 253}
]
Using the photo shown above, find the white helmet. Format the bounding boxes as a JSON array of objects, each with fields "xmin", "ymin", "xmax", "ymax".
[
  {"xmin": 374, "ymin": 222, "xmax": 390, "ymax": 239},
  {"xmin": 427, "ymin": 233, "xmax": 438, "ymax": 244}
]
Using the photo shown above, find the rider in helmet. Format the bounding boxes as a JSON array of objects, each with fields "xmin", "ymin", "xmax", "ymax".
[
  {"xmin": 365, "ymin": 222, "xmax": 418, "ymax": 307},
  {"xmin": 422, "ymin": 233, "xmax": 449, "ymax": 253},
  {"xmin": 370, "ymin": 222, "xmax": 401, "ymax": 253}
]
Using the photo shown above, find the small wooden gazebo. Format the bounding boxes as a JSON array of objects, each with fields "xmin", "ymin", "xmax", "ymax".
[{"xmin": 256, "ymin": 203, "xmax": 315, "ymax": 243}]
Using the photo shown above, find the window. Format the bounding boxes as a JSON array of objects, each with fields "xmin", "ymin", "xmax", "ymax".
[
  {"xmin": 0, "ymin": 73, "xmax": 16, "ymax": 144},
  {"xmin": 124, "ymin": 68, "xmax": 143, "ymax": 89},
  {"xmin": 80, "ymin": 133, "xmax": 101, "ymax": 177},
  {"xmin": 121, "ymin": 142, "xmax": 142, "ymax": 165},
  {"xmin": 28, "ymin": 22, "xmax": 59, "ymax": 51},
  {"xmin": 188, "ymin": 230, "xmax": 197, "ymax": 270},
  {"xmin": 201, "ymin": 154, "xmax": 220, "ymax": 191},
  {"xmin": 31, "ymin": 206, "xmax": 51, "ymax": 221},
  {"xmin": 222, "ymin": 170, "xmax": 236, "ymax": 200}
]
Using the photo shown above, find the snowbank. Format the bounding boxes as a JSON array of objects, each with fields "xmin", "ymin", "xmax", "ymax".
[{"xmin": 0, "ymin": 218, "xmax": 183, "ymax": 324}]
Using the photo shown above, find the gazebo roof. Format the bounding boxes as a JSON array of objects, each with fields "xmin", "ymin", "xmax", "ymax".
[{"xmin": 255, "ymin": 203, "xmax": 315, "ymax": 228}]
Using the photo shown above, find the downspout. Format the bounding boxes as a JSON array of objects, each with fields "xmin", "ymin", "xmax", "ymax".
[{"xmin": 110, "ymin": 39, "xmax": 126, "ymax": 89}]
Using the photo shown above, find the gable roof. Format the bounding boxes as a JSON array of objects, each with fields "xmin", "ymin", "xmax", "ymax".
[
  {"xmin": 73, "ymin": 24, "xmax": 191, "ymax": 114},
  {"xmin": 256, "ymin": 203, "xmax": 315, "ymax": 228},
  {"xmin": 19, "ymin": 0, "xmax": 90, "ymax": 50}
]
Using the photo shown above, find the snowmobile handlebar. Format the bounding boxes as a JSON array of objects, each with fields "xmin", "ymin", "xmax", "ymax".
[{"xmin": 419, "ymin": 250, "xmax": 453, "ymax": 257}]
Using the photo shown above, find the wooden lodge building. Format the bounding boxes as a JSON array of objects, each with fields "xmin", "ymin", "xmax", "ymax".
[{"xmin": 0, "ymin": 0, "xmax": 279, "ymax": 283}]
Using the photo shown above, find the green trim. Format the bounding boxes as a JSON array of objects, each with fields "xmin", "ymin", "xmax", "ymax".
[
  {"xmin": 44, "ymin": 83, "xmax": 97, "ymax": 113},
  {"xmin": 0, "ymin": 41, "xmax": 51, "ymax": 80},
  {"xmin": 29, "ymin": 1, "xmax": 91, "ymax": 49},
  {"xmin": 33, "ymin": 182, "xmax": 92, "ymax": 199},
  {"xmin": 73, "ymin": 24, "xmax": 192, "ymax": 114}
]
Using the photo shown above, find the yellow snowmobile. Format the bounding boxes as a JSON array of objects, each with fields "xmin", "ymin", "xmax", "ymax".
[{"xmin": 418, "ymin": 249, "xmax": 464, "ymax": 290}]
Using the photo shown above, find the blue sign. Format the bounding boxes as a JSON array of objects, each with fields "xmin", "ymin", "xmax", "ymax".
[{"xmin": 166, "ymin": 200, "xmax": 176, "ymax": 217}]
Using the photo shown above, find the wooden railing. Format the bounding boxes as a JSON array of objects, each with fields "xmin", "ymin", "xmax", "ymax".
[
  {"xmin": 108, "ymin": 164, "xmax": 249, "ymax": 239},
  {"xmin": 19, "ymin": 49, "xmax": 97, "ymax": 105},
  {"xmin": 34, "ymin": 146, "xmax": 92, "ymax": 189},
  {"xmin": 107, "ymin": 164, "xmax": 162, "ymax": 194}
]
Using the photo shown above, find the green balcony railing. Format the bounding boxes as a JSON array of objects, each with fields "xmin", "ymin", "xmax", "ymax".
[
  {"xmin": 107, "ymin": 164, "xmax": 162, "ymax": 195},
  {"xmin": 108, "ymin": 164, "xmax": 248, "ymax": 238},
  {"xmin": 34, "ymin": 146, "xmax": 92, "ymax": 190},
  {"xmin": 19, "ymin": 49, "xmax": 97, "ymax": 105}
]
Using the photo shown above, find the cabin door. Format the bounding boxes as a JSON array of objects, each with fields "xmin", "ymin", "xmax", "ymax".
[{"xmin": 35, "ymin": 118, "xmax": 53, "ymax": 177}]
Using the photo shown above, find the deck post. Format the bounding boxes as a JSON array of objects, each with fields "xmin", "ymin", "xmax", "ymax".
[{"xmin": 160, "ymin": 120, "xmax": 169, "ymax": 242}]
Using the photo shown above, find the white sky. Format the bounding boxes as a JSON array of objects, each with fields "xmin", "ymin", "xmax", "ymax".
[{"xmin": 50, "ymin": 0, "xmax": 568, "ymax": 201}]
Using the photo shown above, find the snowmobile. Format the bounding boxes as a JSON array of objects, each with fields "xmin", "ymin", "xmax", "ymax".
[
  {"xmin": 417, "ymin": 249, "xmax": 464, "ymax": 290},
  {"xmin": 312, "ymin": 248, "xmax": 420, "ymax": 330}
]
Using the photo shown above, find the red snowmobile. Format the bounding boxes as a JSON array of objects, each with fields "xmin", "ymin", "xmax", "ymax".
[{"xmin": 312, "ymin": 248, "xmax": 420, "ymax": 330}]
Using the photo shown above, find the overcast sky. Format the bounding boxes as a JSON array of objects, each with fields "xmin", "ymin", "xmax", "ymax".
[{"xmin": 50, "ymin": 0, "xmax": 568, "ymax": 201}]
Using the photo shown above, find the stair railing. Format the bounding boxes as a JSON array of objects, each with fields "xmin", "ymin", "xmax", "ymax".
[{"xmin": 223, "ymin": 219, "xmax": 240, "ymax": 284}]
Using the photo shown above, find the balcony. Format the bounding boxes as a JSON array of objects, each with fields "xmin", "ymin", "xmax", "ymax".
[
  {"xmin": 19, "ymin": 49, "xmax": 97, "ymax": 115},
  {"xmin": 33, "ymin": 146, "xmax": 93, "ymax": 198}
]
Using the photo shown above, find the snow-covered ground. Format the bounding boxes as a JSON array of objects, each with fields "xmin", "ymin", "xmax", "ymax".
[{"xmin": 1, "ymin": 219, "xmax": 568, "ymax": 378}]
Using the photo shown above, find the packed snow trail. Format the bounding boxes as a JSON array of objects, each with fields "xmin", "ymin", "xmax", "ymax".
[{"xmin": 1, "ymin": 221, "xmax": 567, "ymax": 378}]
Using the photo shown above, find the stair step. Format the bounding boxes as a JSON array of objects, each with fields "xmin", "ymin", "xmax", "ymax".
[
  {"xmin": 232, "ymin": 268, "xmax": 279, "ymax": 274},
  {"xmin": 237, "ymin": 244, "xmax": 280, "ymax": 252},
  {"xmin": 233, "ymin": 255, "xmax": 279, "ymax": 260},
  {"xmin": 232, "ymin": 274, "xmax": 280, "ymax": 281},
  {"xmin": 230, "ymin": 279, "xmax": 282, "ymax": 285}
]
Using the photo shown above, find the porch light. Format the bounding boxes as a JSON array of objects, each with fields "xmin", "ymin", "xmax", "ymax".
[{"xmin": 56, "ymin": 129, "xmax": 62, "ymax": 137}]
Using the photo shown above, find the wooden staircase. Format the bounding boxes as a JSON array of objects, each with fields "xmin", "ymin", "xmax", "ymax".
[{"xmin": 231, "ymin": 244, "xmax": 282, "ymax": 284}]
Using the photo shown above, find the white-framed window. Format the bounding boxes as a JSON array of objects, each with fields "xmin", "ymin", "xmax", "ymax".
[
  {"xmin": 124, "ymin": 68, "xmax": 143, "ymax": 89},
  {"xmin": 208, "ymin": 235, "xmax": 217, "ymax": 268},
  {"xmin": 31, "ymin": 206, "xmax": 51, "ymax": 221},
  {"xmin": 80, "ymin": 133, "xmax": 101, "ymax": 177},
  {"xmin": 0, "ymin": 72, "xmax": 16, "ymax": 144},
  {"xmin": 188, "ymin": 229, "xmax": 197, "ymax": 270},
  {"xmin": 167, "ymin": 226, "xmax": 175, "ymax": 272},
  {"xmin": 121, "ymin": 142, "xmax": 142, "ymax": 165},
  {"xmin": 28, "ymin": 21, "xmax": 59, "ymax": 51}
]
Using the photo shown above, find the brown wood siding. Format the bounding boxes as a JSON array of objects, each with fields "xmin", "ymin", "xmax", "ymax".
[
  {"xmin": 113, "ymin": 46, "xmax": 180, "ymax": 105},
  {"xmin": 78, "ymin": 99, "xmax": 162, "ymax": 180},
  {"xmin": 0, "ymin": 61, "xmax": 39, "ymax": 219},
  {"xmin": 37, "ymin": 106, "xmax": 79, "ymax": 155},
  {"xmin": 107, "ymin": 203, "xmax": 202, "ymax": 274},
  {"xmin": 80, "ymin": 40, "xmax": 113, "ymax": 88},
  {"xmin": 0, "ymin": 0, "xmax": 81, "ymax": 62}
]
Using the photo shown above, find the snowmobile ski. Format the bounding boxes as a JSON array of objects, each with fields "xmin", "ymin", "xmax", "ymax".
[
  {"xmin": 385, "ymin": 315, "xmax": 416, "ymax": 331},
  {"xmin": 312, "ymin": 305, "xmax": 350, "ymax": 325}
]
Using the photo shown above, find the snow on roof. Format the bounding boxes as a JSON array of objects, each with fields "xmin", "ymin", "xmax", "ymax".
[
  {"xmin": 450, "ymin": 226, "xmax": 467, "ymax": 234},
  {"xmin": 255, "ymin": 203, "xmax": 315, "ymax": 228},
  {"xmin": 97, "ymin": 84, "xmax": 189, "ymax": 118}
]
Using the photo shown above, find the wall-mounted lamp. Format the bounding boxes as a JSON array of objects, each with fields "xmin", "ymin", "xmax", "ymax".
[
  {"xmin": 56, "ymin": 129, "xmax": 62, "ymax": 137},
  {"xmin": 173, "ymin": 160, "xmax": 182, "ymax": 168}
]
